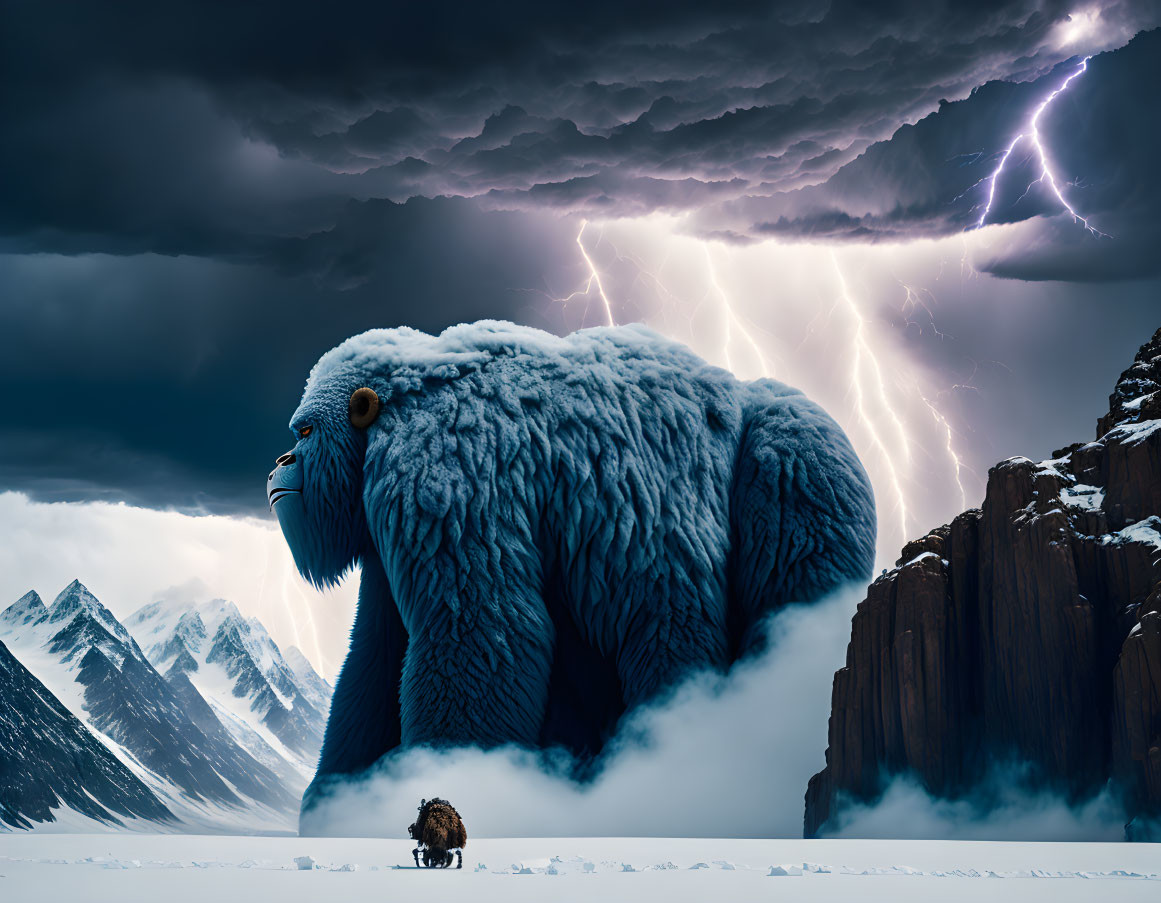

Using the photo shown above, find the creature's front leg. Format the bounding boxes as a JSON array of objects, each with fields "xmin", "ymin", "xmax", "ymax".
[
  {"xmin": 395, "ymin": 535, "xmax": 555, "ymax": 748},
  {"xmin": 413, "ymin": 847, "xmax": 420, "ymax": 868},
  {"xmin": 456, "ymin": 850, "xmax": 463, "ymax": 869},
  {"xmin": 301, "ymin": 553, "xmax": 406, "ymax": 822}
]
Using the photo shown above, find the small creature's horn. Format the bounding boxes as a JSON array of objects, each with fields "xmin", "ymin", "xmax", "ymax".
[{"xmin": 348, "ymin": 387, "xmax": 380, "ymax": 429}]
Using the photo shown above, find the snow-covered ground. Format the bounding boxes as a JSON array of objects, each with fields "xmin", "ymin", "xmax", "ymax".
[{"xmin": 0, "ymin": 835, "xmax": 1158, "ymax": 902}]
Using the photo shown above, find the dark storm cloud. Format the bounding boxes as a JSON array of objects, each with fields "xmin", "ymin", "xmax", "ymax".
[
  {"xmin": 691, "ymin": 26, "xmax": 1161, "ymax": 282},
  {"xmin": 0, "ymin": 200, "xmax": 589, "ymax": 513},
  {"xmin": 1, "ymin": 0, "xmax": 1159, "ymax": 513},
  {"xmin": 4, "ymin": 0, "xmax": 1156, "ymax": 270},
  {"xmin": 253, "ymin": 0, "xmax": 1136, "ymax": 223},
  {"xmin": 0, "ymin": 76, "xmax": 346, "ymax": 261}
]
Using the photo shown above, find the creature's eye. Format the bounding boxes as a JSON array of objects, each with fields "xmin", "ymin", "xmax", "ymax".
[{"xmin": 298, "ymin": 425, "xmax": 313, "ymax": 439}]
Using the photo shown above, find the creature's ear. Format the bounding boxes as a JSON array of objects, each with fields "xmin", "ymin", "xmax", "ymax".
[{"xmin": 348, "ymin": 387, "xmax": 380, "ymax": 429}]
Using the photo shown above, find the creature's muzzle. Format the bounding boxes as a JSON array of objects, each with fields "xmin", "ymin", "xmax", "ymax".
[
  {"xmin": 267, "ymin": 451, "xmax": 303, "ymax": 509},
  {"xmin": 268, "ymin": 449, "xmax": 312, "ymax": 568}
]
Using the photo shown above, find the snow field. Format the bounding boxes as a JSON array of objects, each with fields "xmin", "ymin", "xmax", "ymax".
[{"xmin": 1, "ymin": 835, "xmax": 1158, "ymax": 902}]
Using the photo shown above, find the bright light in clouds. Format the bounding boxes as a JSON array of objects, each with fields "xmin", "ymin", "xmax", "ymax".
[
  {"xmin": 0, "ymin": 491, "xmax": 356, "ymax": 680},
  {"xmin": 1047, "ymin": 6, "xmax": 1146, "ymax": 55},
  {"xmin": 1056, "ymin": 8, "xmax": 1104, "ymax": 47}
]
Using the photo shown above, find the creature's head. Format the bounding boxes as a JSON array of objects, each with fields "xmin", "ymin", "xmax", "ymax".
[
  {"xmin": 268, "ymin": 321, "xmax": 557, "ymax": 586},
  {"xmin": 267, "ymin": 353, "xmax": 386, "ymax": 587}
]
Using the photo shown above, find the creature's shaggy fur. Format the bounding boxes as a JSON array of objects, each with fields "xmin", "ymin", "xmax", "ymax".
[
  {"xmin": 410, "ymin": 797, "xmax": 467, "ymax": 865},
  {"xmin": 277, "ymin": 321, "xmax": 876, "ymax": 822}
]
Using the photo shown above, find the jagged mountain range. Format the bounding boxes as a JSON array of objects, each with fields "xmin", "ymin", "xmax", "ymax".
[
  {"xmin": 0, "ymin": 581, "xmax": 332, "ymax": 831},
  {"xmin": 0, "ymin": 638, "xmax": 174, "ymax": 830},
  {"xmin": 126, "ymin": 596, "xmax": 327, "ymax": 782},
  {"xmin": 806, "ymin": 326, "xmax": 1161, "ymax": 841}
]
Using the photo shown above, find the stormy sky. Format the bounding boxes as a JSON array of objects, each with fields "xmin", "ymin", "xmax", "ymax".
[{"xmin": 1, "ymin": 0, "xmax": 1160, "ymax": 673}]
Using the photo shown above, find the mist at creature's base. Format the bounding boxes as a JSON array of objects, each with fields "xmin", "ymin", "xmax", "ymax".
[
  {"xmin": 302, "ymin": 581, "xmax": 1130, "ymax": 841},
  {"xmin": 302, "ymin": 586, "xmax": 863, "ymax": 838}
]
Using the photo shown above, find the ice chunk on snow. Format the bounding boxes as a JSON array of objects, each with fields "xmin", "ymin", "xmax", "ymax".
[{"xmin": 768, "ymin": 865, "xmax": 804, "ymax": 876}]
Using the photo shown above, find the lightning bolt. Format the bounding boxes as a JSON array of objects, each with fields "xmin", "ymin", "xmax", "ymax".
[
  {"xmin": 831, "ymin": 251, "xmax": 911, "ymax": 541},
  {"xmin": 552, "ymin": 222, "xmax": 777, "ymax": 379},
  {"xmin": 919, "ymin": 392, "xmax": 969, "ymax": 511},
  {"xmin": 895, "ymin": 276, "xmax": 973, "ymax": 510},
  {"xmin": 704, "ymin": 245, "xmax": 773, "ymax": 378},
  {"xmin": 974, "ymin": 56, "xmax": 1106, "ymax": 235},
  {"xmin": 898, "ymin": 280, "xmax": 953, "ymax": 341},
  {"xmin": 263, "ymin": 531, "xmax": 329, "ymax": 679},
  {"xmin": 573, "ymin": 220, "xmax": 616, "ymax": 326},
  {"xmin": 547, "ymin": 220, "xmax": 982, "ymax": 554},
  {"xmin": 543, "ymin": 219, "xmax": 618, "ymax": 327}
]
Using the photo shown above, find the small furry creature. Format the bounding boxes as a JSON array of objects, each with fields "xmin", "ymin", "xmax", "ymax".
[{"xmin": 409, "ymin": 798, "xmax": 466, "ymax": 868}]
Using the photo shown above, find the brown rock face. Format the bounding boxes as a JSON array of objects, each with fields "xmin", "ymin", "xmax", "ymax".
[{"xmin": 805, "ymin": 327, "xmax": 1161, "ymax": 840}]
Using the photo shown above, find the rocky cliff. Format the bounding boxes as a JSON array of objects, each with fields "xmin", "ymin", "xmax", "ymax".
[{"xmin": 805, "ymin": 327, "xmax": 1161, "ymax": 840}]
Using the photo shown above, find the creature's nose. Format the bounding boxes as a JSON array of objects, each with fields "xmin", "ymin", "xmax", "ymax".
[{"xmin": 268, "ymin": 448, "xmax": 304, "ymax": 507}]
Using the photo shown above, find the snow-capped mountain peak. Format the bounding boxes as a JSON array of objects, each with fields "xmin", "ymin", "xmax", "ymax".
[
  {"xmin": 176, "ymin": 609, "xmax": 208, "ymax": 644},
  {"xmin": 1, "ymin": 583, "xmax": 299, "ymax": 831},
  {"xmin": 2, "ymin": 580, "xmax": 143, "ymax": 676},
  {"xmin": 47, "ymin": 579, "xmax": 133, "ymax": 647},
  {"xmin": 1, "ymin": 582, "xmax": 331, "ymax": 831},
  {"xmin": 0, "ymin": 590, "xmax": 47, "ymax": 629},
  {"xmin": 126, "ymin": 594, "xmax": 332, "ymax": 781},
  {"xmin": 151, "ymin": 610, "xmax": 209, "ymax": 668}
]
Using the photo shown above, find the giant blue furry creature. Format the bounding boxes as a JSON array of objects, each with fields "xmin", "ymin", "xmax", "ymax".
[{"xmin": 267, "ymin": 321, "xmax": 875, "ymax": 815}]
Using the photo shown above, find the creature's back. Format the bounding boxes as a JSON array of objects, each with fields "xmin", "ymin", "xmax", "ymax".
[{"xmin": 415, "ymin": 799, "xmax": 467, "ymax": 850}]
